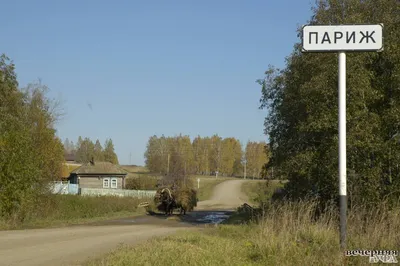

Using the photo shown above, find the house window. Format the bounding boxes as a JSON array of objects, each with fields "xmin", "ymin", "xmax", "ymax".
[
  {"xmin": 103, "ymin": 178, "xmax": 110, "ymax": 188},
  {"xmin": 111, "ymin": 178, "xmax": 118, "ymax": 189}
]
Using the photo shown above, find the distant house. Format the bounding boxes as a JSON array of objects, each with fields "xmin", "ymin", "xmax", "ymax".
[
  {"xmin": 69, "ymin": 160, "xmax": 128, "ymax": 189},
  {"xmin": 64, "ymin": 153, "xmax": 77, "ymax": 163}
]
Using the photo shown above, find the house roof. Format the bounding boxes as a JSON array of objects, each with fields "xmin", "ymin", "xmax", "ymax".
[
  {"xmin": 64, "ymin": 153, "xmax": 76, "ymax": 161},
  {"xmin": 71, "ymin": 161, "xmax": 128, "ymax": 175}
]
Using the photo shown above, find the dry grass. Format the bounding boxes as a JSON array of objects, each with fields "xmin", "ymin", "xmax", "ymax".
[{"xmin": 84, "ymin": 200, "xmax": 400, "ymax": 266}]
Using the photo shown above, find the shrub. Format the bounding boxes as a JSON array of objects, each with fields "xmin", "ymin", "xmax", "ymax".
[
  {"xmin": 125, "ymin": 176, "xmax": 159, "ymax": 190},
  {"xmin": 0, "ymin": 194, "xmax": 153, "ymax": 229}
]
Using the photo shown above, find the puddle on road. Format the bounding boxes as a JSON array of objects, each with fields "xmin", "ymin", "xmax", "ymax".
[
  {"xmin": 89, "ymin": 211, "xmax": 232, "ymax": 227},
  {"xmin": 195, "ymin": 212, "xmax": 230, "ymax": 224}
]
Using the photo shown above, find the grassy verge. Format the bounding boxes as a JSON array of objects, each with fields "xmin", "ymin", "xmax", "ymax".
[
  {"xmin": 0, "ymin": 194, "xmax": 154, "ymax": 230},
  {"xmin": 241, "ymin": 179, "xmax": 285, "ymax": 204},
  {"xmin": 190, "ymin": 176, "xmax": 234, "ymax": 201},
  {"xmin": 84, "ymin": 200, "xmax": 400, "ymax": 266}
]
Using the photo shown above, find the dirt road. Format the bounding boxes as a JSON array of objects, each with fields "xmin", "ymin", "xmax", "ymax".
[
  {"xmin": 0, "ymin": 179, "xmax": 248, "ymax": 266},
  {"xmin": 196, "ymin": 179, "xmax": 249, "ymax": 210}
]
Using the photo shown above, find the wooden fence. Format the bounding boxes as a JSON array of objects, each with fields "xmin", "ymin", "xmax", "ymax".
[
  {"xmin": 50, "ymin": 181, "xmax": 79, "ymax": 195},
  {"xmin": 79, "ymin": 188, "xmax": 157, "ymax": 198}
]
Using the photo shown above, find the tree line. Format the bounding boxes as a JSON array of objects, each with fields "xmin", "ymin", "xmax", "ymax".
[
  {"xmin": 63, "ymin": 137, "xmax": 119, "ymax": 165},
  {"xmin": 258, "ymin": 0, "xmax": 400, "ymax": 207},
  {"xmin": 0, "ymin": 54, "xmax": 65, "ymax": 218},
  {"xmin": 144, "ymin": 134, "xmax": 269, "ymax": 178}
]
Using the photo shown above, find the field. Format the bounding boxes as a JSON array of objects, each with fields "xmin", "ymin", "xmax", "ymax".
[
  {"xmin": 121, "ymin": 165, "xmax": 150, "ymax": 177},
  {"xmin": 0, "ymin": 194, "xmax": 153, "ymax": 230}
]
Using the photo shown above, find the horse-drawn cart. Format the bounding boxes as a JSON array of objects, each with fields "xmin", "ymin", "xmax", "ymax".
[{"xmin": 152, "ymin": 186, "xmax": 197, "ymax": 216}]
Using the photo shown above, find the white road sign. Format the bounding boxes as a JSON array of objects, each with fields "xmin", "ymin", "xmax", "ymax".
[
  {"xmin": 301, "ymin": 23, "xmax": 383, "ymax": 249},
  {"xmin": 302, "ymin": 24, "xmax": 383, "ymax": 52}
]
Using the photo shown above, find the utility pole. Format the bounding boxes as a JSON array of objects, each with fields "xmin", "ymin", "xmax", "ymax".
[
  {"xmin": 244, "ymin": 160, "xmax": 247, "ymax": 179},
  {"xmin": 129, "ymin": 152, "xmax": 132, "ymax": 165},
  {"xmin": 184, "ymin": 161, "xmax": 187, "ymax": 186},
  {"xmin": 167, "ymin": 153, "xmax": 170, "ymax": 175}
]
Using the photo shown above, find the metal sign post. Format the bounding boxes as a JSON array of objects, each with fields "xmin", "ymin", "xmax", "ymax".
[
  {"xmin": 338, "ymin": 51, "xmax": 347, "ymax": 248},
  {"xmin": 301, "ymin": 24, "xmax": 383, "ymax": 249}
]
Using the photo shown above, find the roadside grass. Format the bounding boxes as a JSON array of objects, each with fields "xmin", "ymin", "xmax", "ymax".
[
  {"xmin": 241, "ymin": 179, "xmax": 286, "ymax": 204},
  {"xmin": 0, "ymin": 194, "xmax": 154, "ymax": 230},
  {"xmin": 84, "ymin": 200, "xmax": 400, "ymax": 266}
]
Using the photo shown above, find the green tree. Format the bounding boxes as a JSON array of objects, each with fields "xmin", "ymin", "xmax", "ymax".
[
  {"xmin": 0, "ymin": 55, "xmax": 64, "ymax": 218},
  {"xmin": 75, "ymin": 136, "xmax": 84, "ymax": 162},
  {"xmin": 259, "ymin": 0, "xmax": 400, "ymax": 206},
  {"xmin": 24, "ymin": 81, "xmax": 65, "ymax": 182},
  {"xmin": 75, "ymin": 138, "xmax": 95, "ymax": 163},
  {"xmin": 93, "ymin": 139, "xmax": 104, "ymax": 161},
  {"xmin": 103, "ymin": 138, "xmax": 119, "ymax": 165}
]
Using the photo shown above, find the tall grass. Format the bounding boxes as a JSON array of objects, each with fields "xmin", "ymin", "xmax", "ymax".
[
  {"xmin": 85, "ymin": 199, "xmax": 400, "ymax": 266},
  {"xmin": 0, "ymin": 194, "xmax": 153, "ymax": 230},
  {"xmin": 241, "ymin": 180, "xmax": 285, "ymax": 204}
]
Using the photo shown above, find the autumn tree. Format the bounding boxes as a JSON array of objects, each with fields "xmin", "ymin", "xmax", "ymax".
[
  {"xmin": 144, "ymin": 135, "xmax": 166, "ymax": 174},
  {"xmin": 232, "ymin": 139, "xmax": 244, "ymax": 176},
  {"xmin": 209, "ymin": 134, "xmax": 223, "ymax": 175},
  {"xmin": 244, "ymin": 141, "xmax": 269, "ymax": 179},
  {"xmin": 219, "ymin": 138, "xmax": 243, "ymax": 176},
  {"xmin": 144, "ymin": 134, "xmax": 267, "ymax": 178}
]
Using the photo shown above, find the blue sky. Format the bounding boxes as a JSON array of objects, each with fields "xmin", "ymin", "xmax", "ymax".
[{"xmin": 1, "ymin": 0, "xmax": 313, "ymax": 165}]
